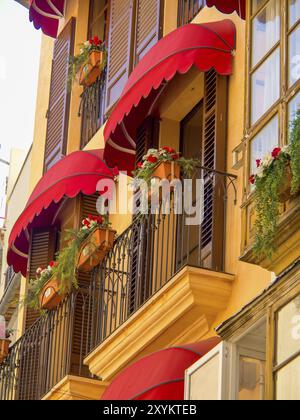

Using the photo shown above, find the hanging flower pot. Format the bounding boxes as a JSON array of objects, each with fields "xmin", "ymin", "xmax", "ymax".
[
  {"xmin": 152, "ymin": 161, "xmax": 181, "ymax": 182},
  {"xmin": 39, "ymin": 276, "xmax": 65, "ymax": 311},
  {"xmin": 0, "ymin": 339, "xmax": 10, "ymax": 364},
  {"xmin": 78, "ymin": 227, "xmax": 116, "ymax": 272},
  {"xmin": 68, "ymin": 35, "xmax": 106, "ymax": 88},
  {"xmin": 79, "ymin": 50, "xmax": 104, "ymax": 87}
]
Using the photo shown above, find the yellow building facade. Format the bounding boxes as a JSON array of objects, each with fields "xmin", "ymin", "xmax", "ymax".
[{"xmin": 0, "ymin": 0, "xmax": 299, "ymax": 400}]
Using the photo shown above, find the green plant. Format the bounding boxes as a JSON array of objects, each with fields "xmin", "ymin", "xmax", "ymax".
[
  {"xmin": 68, "ymin": 36, "xmax": 107, "ymax": 88},
  {"xmin": 133, "ymin": 146, "xmax": 200, "ymax": 185},
  {"xmin": 289, "ymin": 110, "xmax": 300, "ymax": 195},
  {"xmin": 27, "ymin": 262, "xmax": 56, "ymax": 311},
  {"xmin": 27, "ymin": 215, "xmax": 111, "ymax": 309},
  {"xmin": 53, "ymin": 215, "xmax": 111, "ymax": 293}
]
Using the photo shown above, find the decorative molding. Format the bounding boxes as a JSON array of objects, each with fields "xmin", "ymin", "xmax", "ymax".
[
  {"xmin": 85, "ymin": 266, "xmax": 234, "ymax": 381},
  {"xmin": 42, "ymin": 375, "xmax": 108, "ymax": 401}
]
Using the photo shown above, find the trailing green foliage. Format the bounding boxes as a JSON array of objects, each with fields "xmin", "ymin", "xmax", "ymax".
[
  {"xmin": 290, "ymin": 110, "xmax": 300, "ymax": 195},
  {"xmin": 253, "ymin": 153, "xmax": 289, "ymax": 259}
]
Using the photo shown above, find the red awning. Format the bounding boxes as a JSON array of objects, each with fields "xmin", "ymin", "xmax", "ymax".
[
  {"xmin": 101, "ymin": 338, "xmax": 220, "ymax": 400},
  {"xmin": 29, "ymin": 0, "xmax": 65, "ymax": 38},
  {"xmin": 207, "ymin": 0, "xmax": 246, "ymax": 20},
  {"xmin": 7, "ymin": 150, "xmax": 117, "ymax": 276},
  {"xmin": 103, "ymin": 20, "xmax": 236, "ymax": 173}
]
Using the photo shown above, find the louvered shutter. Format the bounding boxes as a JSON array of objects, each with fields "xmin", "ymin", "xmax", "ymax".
[
  {"xmin": 44, "ymin": 18, "xmax": 76, "ymax": 172},
  {"xmin": 105, "ymin": 0, "xmax": 134, "ymax": 112},
  {"xmin": 201, "ymin": 70, "xmax": 228, "ymax": 271},
  {"xmin": 133, "ymin": 0, "xmax": 162, "ymax": 65},
  {"xmin": 128, "ymin": 117, "xmax": 159, "ymax": 314}
]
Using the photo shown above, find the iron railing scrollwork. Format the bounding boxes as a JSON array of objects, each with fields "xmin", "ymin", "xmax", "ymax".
[
  {"xmin": 88, "ymin": 166, "xmax": 237, "ymax": 348},
  {"xmin": 78, "ymin": 69, "xmax": 107, "ymax": 149}
]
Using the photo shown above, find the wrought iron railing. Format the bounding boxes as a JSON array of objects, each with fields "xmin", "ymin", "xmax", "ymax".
[
  {"xmin": 88, "ymin": 166, "xmax": 237, "ymax": 349},
  {"xmin": 0, "ymin": 167, "xmax": 237, "ymax": 400},
  {"xmin": 0, "ymin": 288, "xmax": 95, "ymax": 400},
  {"xmin": 79, "ymin": 70, "xmax": 107, "ymax": 149}
]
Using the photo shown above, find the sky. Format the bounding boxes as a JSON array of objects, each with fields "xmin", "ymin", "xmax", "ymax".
[{"xmin": 0, "ymin": 0, "xmax": 41, "ymax": 224}]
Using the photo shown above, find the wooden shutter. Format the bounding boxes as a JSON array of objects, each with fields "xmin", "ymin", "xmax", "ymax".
[
  {"xmin": 135, "ymin": 116, "xmax": 159, "ymax": 165},
  {"xmin": 105, "ymin": 0, "xmax": 134, "ymax": 112},
  {"xmin": 128, "ymin": 117, "xmax": 159, "ymax": 314},
  {"xmin": 133, "ymin": 0, "xmax": 162, "ymax": 65},
  {"xmin": 201, "ymin": 69, "xmax": 228, "ymax": 271},
  {"xmin": 26, "ymin": 228, "xmax": 57, "ymax": 330},
  {"xmin": 44, "ymin": 18, "xmax": 76, "ymax": 172}
]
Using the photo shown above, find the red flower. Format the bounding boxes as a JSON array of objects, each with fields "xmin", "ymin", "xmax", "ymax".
[
  {"xmin": 96, "ymin": 216, "xmax": 104, "ymax": 225},
  {"xmin": 90, "ymin": 36, "xmax": 103, "ymax": 46},
  {"xmin": 272, "ymin": 147, "xmax": 282, "ymax": 159},
  {"xmin": 172, "ymin": 154, "xmax": 179, "ymax": 161},
  {"xmin": 256, "ymin": 159, "xmax": 261, "ymax": 168},
  {"xmin": 169, "ymin": 148, "xmax": 176, "ymax": 154},
  {"xmin": 49, "ymin": 261, "xmax": 56, "ymax": 268},
  {"xmin": 137, "ymin": 162, "xmax": 143, "ymax": 168},
  {"xmin": 249, "ymin": 175, "xmax": 256, "ymax": 185},
  {"xmin": 162, "ymin": 146, "xmax": 176, "ymax": 154},
  {"xmin": 147, "ymin": 156, "xmax": 158, "ymax": 164}
]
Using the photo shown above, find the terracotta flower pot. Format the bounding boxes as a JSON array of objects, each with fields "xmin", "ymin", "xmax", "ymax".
[
  {"xmin": 39, "ymin": 277, "xmax": 64, "ymax": 311},
  {"xmin": 79, "ymin": 51, "xmax": 104, "ymax": 87},
  {"xmin": 152, "ymin": 161, "xmax": 180, "ymax": 181},
  {"xmin": 78, "ymin": 228, "xmax": 116, "ymax": 272},
  {"xmin": 0, "ymin": 339, "xmax": 11, "ymax": 364}
]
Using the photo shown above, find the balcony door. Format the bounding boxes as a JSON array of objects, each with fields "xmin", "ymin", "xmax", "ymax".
[{"xmin": 177, "ymin": 70, "xmax": 228, "ymax": 272}]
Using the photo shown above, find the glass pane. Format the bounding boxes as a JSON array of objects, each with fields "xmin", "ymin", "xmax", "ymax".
[
  {"xmin": 252, "ymin": 0, "xmax": 280, "ymax": 67},
  {"xmin": 288, "ymin": 91, "xmax": 300, "ymax": 133},
  {"xmin": 289, "ymin": 24, "xmax": 300, "ymax": 87},
  {"xmin": 276, "ymin": 355, "xmax": 300, "ymax": 400},
  {"xmin": 276, "ymin": 294, "xmax": 300, "ymax": 365},
  {"xmin": 238, "ymin": 357, "xmax": 265, "ymax": 400},
  {"xmin": 289, "ymin": 0, "xmax": 300, "ymax": 28},
  {"xmin": 188, "ymin": 354, "xmax": 220, "ymax": 400},
  {"xmin": 252, "ymin": 0, "xmax": 267, "ymax": 15},
  {"xmin": 250, "ymin": 115, "xmax": 279, "ymax": 175},
  {"xmin": 251, "ymin": 48, "xmax": 280, "ymax": 124}
]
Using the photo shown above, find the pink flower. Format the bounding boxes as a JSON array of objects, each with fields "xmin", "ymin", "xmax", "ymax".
[
  {"xmin": 272, "ymin": 147, "xmax": 282, "ymax": 159},
  {"xmin": 137, "ymin": 162, "xmax": 143, "ymax": 169},
  {"xmin": 256, "ymin": 159, "xmax": 261, "ymax": 168}
]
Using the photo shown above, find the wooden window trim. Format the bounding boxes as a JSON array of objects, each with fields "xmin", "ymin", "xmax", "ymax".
[
  {"xmin": 266, "ymin": 282, "xmax": 300, "ymax": 400},
  {"xmin": 245, "ymin": 0, "xmax": 300, "ymax": 196},
  {"xmin": 177, "ymin": 0, "xmax": 206, "ymax": 27}
]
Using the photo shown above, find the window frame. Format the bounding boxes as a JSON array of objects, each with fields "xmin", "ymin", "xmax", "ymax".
[
  {"xmin": 87, "ymin": 0, "xmax": 109, "ymax": 43},
  {"xmin": 245, "ymin": 0, "xmax": 300, "ymax": 194},
  {"xmin": 266, "ymin": 282, "xmax": 300, "ymax": 400}
]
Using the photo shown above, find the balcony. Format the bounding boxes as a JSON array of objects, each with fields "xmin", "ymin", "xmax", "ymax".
[
  {"xmin": 85, "ymin": 167, "xmax": 236, "ymax": 380},
  {"xmin": 79, "ymin": 71, "xmax": 106, "ymax": 149},
  {"xmin": 0, "ymin": 268, "xmax": 21, "ymax": 322},
  {"xmin": 0, "ymin": 289, "xmax": 106, "ymax": 401},
  {"xmin": 0, "ymin": 167, "xmax": 237, "ymax": 398}
]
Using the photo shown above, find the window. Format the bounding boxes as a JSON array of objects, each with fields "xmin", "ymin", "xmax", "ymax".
[
  {"xmin": 247, "ymin": 0, "xmax": 300, "ymax": 187},
  {"xmin": 88, "ymin": 0, "xmax": 109, "ymax": 42},
  {"xmin": 177, "ymin": 0, "xmax": 206, "ymax": 27},
  {"xmin": 250, "ymin": 0, "xmax": 280, "ymax": 124},
  {"xmin": 184, "ymin": 322, "xmax": 266, "ymax": 400},
  {"xmin": 274, "ymin": 293, "xmax": 300, "ymax": 400},
  {"xmin": 250, "ymin": 115, "xmax": 279, "ymax": 175}
]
